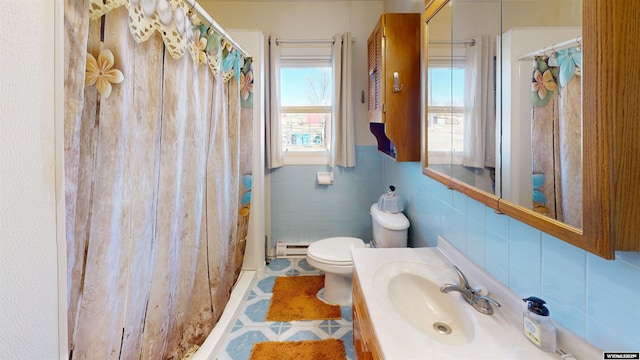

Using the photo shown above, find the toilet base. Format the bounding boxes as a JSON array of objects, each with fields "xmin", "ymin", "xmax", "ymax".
[{"xmin": 323, "ymin": 272, "xmax": 352, "ymax": 306}]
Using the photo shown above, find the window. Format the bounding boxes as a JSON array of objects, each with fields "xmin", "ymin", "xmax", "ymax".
[
  {"xmin": 427, "ymin": 65, "xmax": 465, "ymax": 164},
  {"xmin": 279, "ymin": 46, "xmax": 333, "ymax": 165}
]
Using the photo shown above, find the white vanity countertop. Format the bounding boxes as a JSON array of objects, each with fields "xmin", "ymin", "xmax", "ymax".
[{"xmin": 351, "ymin": 238, "xmax": 602, "ymax": 360}]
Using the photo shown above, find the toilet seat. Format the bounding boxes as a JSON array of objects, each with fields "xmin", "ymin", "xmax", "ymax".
[
  {"xmin": 306, "ymin": 237, "xmax": 365, "ymax": 305},
  {"xmin": 307, "ymin": 237, "xmax": 365, "ymax": 265}
]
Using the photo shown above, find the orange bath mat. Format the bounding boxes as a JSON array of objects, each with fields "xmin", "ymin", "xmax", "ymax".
[
  {"xmin": 249, "ymin": 339, "xmax": 346, "ymax": 360},
  {"xmin": 265, "ymin": 275, "xmax": 341, "ymax": 321}
]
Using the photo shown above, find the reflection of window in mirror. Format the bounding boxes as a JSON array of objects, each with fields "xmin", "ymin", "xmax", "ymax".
[
  {"xmin": 427, "ymin": 66, "xmax": 464, "ymax": 164},
  {"xmin": 424, "ymin": 0, "xmax": 498, "ymax": 194}
]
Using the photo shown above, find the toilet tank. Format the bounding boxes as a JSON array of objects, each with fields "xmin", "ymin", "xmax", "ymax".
[{"xmin": 370, "ymin": 203, "xmax": 409, "ymax": 247}]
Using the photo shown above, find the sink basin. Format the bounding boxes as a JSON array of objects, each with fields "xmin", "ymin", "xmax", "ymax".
[
  {"xmin": 375, "ymin": 260, "xmax": 476, "ymax": 346},
  {"xmin": 387, "ymin": 272, "xmax": 475, "ymax": 345},
  {"xmin": 354, "ymin": 246, "xmax": 583, "ymax": 360},
  {"xmin": 372, "ymin": 259, "xmax": 517, "ymax": 356}
]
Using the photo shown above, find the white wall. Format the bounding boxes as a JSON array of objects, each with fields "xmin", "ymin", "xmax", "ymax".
[
  {"xmin": 200, "ymin": 1, "xmax": 384, "ymax": 146},
  {"xmin": 229, "ymin": 30, "xmax": 267, "ymax": 273},
  {"xmin": 0, "ymin": 1, "xmax": 64, "ymax": 359}
]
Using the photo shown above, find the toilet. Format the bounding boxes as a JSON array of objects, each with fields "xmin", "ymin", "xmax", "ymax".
[{"xmin": 306, "ymin": 203, "xmax": 410, "ymax": 305}]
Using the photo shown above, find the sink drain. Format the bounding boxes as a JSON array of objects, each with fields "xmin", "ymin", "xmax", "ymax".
[{"xmin": 433, "ymin": 322, "xmax": 452, "ymax": 335}]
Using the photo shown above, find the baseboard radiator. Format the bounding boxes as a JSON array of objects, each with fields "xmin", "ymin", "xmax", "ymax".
[{"xmin": 275, "ymin": 242, "xmax": 312, "ymax": 258}]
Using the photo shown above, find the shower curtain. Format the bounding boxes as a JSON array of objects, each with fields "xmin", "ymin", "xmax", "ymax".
[
  {"xmin": 530, "ymin": 46, "xmax": 582, "ymax": 228},
  {"xmin": 64, "ymin": 0, "xmax": 253, "ymax": 358}
]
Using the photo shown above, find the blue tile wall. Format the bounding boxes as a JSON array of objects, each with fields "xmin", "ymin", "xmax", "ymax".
[
  {"xmin": 268, "ymin": 148, "xmax": 640, "ymax": 350},
  {"xmin": 269, "ymin": 146, "xmax": 384, "ymax": 245},
  {"xmin": 381, "ymin": 157, "xmax": 640, "ymax": 352}
]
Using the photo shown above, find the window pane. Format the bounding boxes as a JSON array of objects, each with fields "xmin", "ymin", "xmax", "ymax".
[
  {"xmin": 428, "ymin": 67, "xmax": 465, "ymax": 152},
  {"xmin": 428, "ymin": 67, "xmax": 464, "ymax": 106},
  {"xmin": 281, "ymin": 112, "xmax": 331, "ymax": 152},
  {"xmin": 280, "ymin": 65, "xmax": 332, "ymax": 154},
  {"xmin": 281, "ymin": 67, "xmax": 332, "ymax": 106},
  {"xmin": 427, "ymin": 110, "xmax": 464, "ymax": 152}
]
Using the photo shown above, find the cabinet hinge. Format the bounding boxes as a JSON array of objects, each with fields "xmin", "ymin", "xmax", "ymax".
[
  {"xmin": 382, "ymin": 26, "xmax": 386, "ymax": 37},
  {"xmin": 383, "ymin": 103, "xmax": 386, "ymax": 113}
]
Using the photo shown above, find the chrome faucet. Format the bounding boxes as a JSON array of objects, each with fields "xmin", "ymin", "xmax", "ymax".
[
  {"xmin": 440, "ymin": 265, "xmax": 475, "ymax": 302},
  {"xmin": 440, "ymin": 265, "xmax": 501, "ymax": 315}
]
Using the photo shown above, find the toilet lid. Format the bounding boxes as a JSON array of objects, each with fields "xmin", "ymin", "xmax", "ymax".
[{"xmin": 308, "ymin": 237, "xmax": 365, "ymax": 263}]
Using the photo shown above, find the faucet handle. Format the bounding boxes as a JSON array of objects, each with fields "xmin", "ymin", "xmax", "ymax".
[
  {"xmin": 452, "ymin": 265, "xmax": 471, "ymax": 289},
  {"xmin": 472, "ymin": 295, "xmax": 502, "ymax": 315}
]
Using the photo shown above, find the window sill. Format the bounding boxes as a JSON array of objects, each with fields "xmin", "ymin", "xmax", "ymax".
[
  {"xmin": 283, "ymin": 151, "xmax": 330, "ymax": 166},
  {"xmin": 427, "ymin": 151, "xmax": 464, "ymax": 165}
]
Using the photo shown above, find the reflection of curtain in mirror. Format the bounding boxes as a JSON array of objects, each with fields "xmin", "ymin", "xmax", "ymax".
[
  {"xmin": 463, "ymin": 35, "xmax": 495, "ymax": 169},
  {"xmin": 558, "ymin": 72, "xmax": 582, "ymax": 228},
  {"xmin": 530, "ymin": 47, "xmax": 582, "ymax": 228}
]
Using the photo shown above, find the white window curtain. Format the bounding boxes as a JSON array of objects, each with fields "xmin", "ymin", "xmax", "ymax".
[
  {"xmin": 266, "ymin": 36, "xmax": 284, "ymax": 169},
  {"xmin": 331, "ymin": 32, "xmax": 356, "ymax": 168},
  {"xmin": 266, "ymin": 33, "xmax": 355, "ymax": 169},
  {"xmin": 462, "ymin": 34, "xmax": 495, "ymax": 169}
]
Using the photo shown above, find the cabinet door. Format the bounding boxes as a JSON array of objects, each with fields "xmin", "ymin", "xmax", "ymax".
[
  {"xmin": 353, "ymin": 272, "xmax": 382, "ymax": 360},
  {"xmin": 353, "ymin": 305, "xmax": 374, "ymax": 360},
  {"xmin": 367, "ymin": 18, "xmax": 383, "ymax": 123}
]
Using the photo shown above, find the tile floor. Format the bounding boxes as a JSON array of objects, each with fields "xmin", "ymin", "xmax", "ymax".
[{"xmin": 216, "ymin": 258, "xmax": 355, "ymax": 360}]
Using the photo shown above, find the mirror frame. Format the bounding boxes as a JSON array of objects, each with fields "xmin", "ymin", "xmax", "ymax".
[{"xmin": 421, "ymin": 0, "xmax": 616, "ymax": 259}]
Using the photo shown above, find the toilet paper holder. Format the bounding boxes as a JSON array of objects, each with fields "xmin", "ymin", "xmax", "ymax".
[{"xmin": 316, "ymin": 172, "xmax": 334, "ymax": 185}]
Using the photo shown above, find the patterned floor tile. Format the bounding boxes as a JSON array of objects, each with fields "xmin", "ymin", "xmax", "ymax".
[
  {"xmin": 216, "ymin": 258, "xmax": 354, "ymax": 360},
  {"xmin": 264, "ymin": 258, "xmax": 292, "ymax": 272},
  {"xmin": 221, "ymin": 329, "xmax": 275, "ymax": 360},
  {"xmin": 296, "ymin": 258, "xmax": 318, "ymax": 272},
  {"xmin": 280, "ymin": 328, "xmax": 325, "ymax": 341},
  {"xmin": 254, "ymin": 275, "xmax": 276, "ymax": 294}
]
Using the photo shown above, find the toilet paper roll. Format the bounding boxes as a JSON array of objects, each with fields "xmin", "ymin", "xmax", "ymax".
[{"xmin": 316, "ymin": 172, "xmax": 333, "ymax": 185}]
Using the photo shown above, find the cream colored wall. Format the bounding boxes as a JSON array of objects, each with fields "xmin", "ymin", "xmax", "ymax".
[
  {"xmin": 383, "ymin": 0, "xmax": 421, "ymax": 13},
  {"xmin": 0, "ymin": 1, "xmax": 63, "ymax": 359},
  {"xmin": 502, "ymin": 0, "xmax": 581, "ymax": 30},
  {"xmin": 200, "ymin": 1, "xmax": 384, "ymax": 146}
]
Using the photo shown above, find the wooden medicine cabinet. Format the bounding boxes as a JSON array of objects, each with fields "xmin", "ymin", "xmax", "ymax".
[{"xmin": 368, "ymin": 13, "xmax": 421, "ymax": 161}]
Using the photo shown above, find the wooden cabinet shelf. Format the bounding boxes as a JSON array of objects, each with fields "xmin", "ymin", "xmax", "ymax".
[{"xmin": 367, "ymin": 13, "xmax": 421, "ymax": 162}]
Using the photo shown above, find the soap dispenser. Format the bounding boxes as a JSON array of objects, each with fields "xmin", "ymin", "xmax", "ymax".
[{"xmin": 523, "ymin": 296, "xmax": 557, "ymax": 352}]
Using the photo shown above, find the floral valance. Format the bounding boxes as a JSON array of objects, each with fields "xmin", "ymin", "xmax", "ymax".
[
  {"xmin": 531, "ymin": 45, "xmax": 582, "ymax": 107},
  {"xmin": 89, "ymin": 0, "xmax": 250, "ymax": 83}
]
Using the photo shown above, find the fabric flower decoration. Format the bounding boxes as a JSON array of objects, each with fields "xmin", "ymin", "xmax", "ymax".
[
  {"xmin": 532, "ymin": 69, "xmax": 557, "ymax": 100},
  {"xmin": 221, "ymin": 38, "xmax": 233, "ymax": 52},
  {"xmin": 239, "ymin": 204, "xmax": 250, "ymax": 217},
  {"xmin": 222, "ymin": 48, "xmax": 243, "ymax": 82},
  {"xmin": 240, "ymin": 70, "xmax": 253, "ymax": 101},
  {"xmin": 85, "ymin": 49, "xmax": 124, "ymax": 98},
  {"xmin": 555, "ymin": 46, "xmax": 582, "ymax": 87},
  {"xmin": 192, "ymin": 29, "xmax": 208, "ymax": 67},
  {"xmin": 205, "ymin": 30, "xmax": 221, "ymax": 54},
  {"xmin": 532, "ymin": 173, "xmax": 546, "ymax": 205}
]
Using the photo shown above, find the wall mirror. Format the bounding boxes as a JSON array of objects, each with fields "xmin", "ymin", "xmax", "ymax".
[
  {"xmin": 423, "ymin": 0, "xmax": 500, "ymax": 202},
  {"xmin": 421, "ymin": 0, "xmax": 631, "ymax": 259},
  {"xmin": 497, "ymin": 0, "xmax": 583, "ymax": 231}
]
